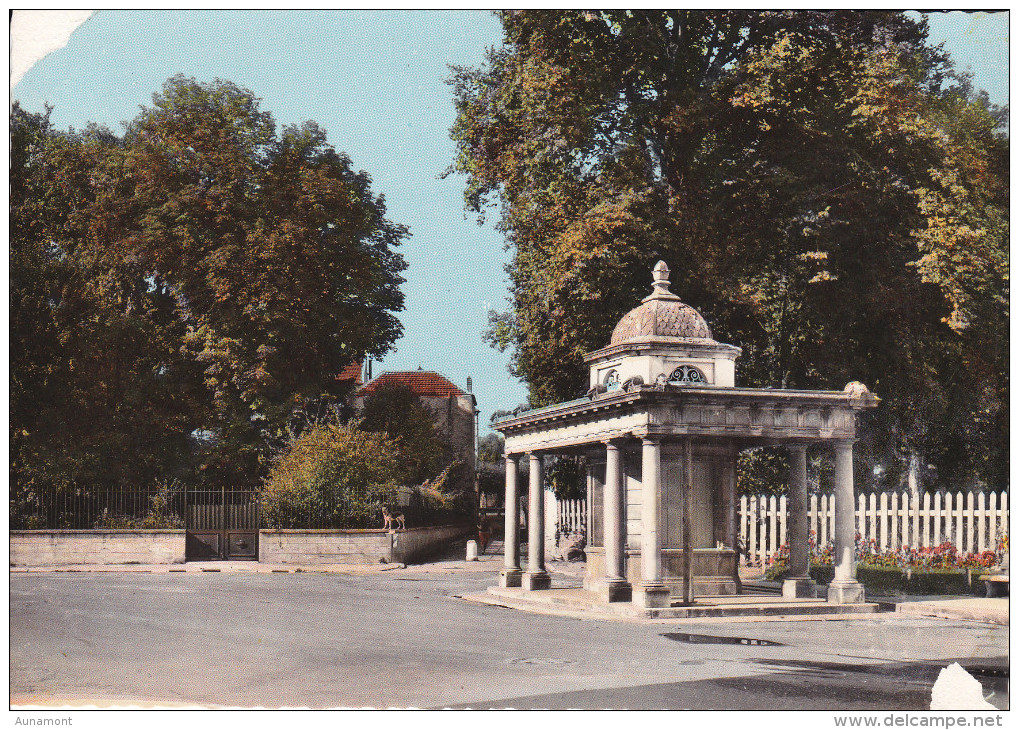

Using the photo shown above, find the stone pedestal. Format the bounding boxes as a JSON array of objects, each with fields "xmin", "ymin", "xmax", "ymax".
[
  {"xmin": 499, "ymin": 568, "xmax": 523, "ymax": 588},
  {"xmin": 634, "ymin": 583, "xmax": 671, "ymax": 608},
  {"xmin": 827, "ymin": 580, "xmax": 866, "ymax": 604},
  {"xmin": 522, "ymin": 571, "xmax": 551, "ymax": 591},
  {"xmin": 599, "ymin": 578, "xmax": 632, "ymax": 603},
  {"xmin": 782, "ymin": 576, "xmax": 817, "ymax": 599}
]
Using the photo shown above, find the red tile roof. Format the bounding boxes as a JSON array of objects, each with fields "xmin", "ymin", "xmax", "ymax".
[
  {"xmin": 359, "ymin": 371, "xmax": 465, "ymax": 397},
  {"xmin": 335, "ymin": 361, "xmax": 363, "ymax": 386}
]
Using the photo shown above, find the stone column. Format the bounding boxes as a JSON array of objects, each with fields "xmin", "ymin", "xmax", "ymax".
[
  {"xmin": 600, "ymin": 440, "xmax": 632, "ymax": 602},
  {"xmin": 726, "ymin": 441, "xmax": 741, "ymax": 593},
  {"xmin": 828, "ymin": 439, "xmax": 865, "ymax": 604},
  {"xmin": 498, "ymin": 454, "xmax": 522, "ymax": 587},
  {"xmin": 681, "ymin": 437, "xmax": 695, "ymax": 605},
  {"xmin": 522, "ymin": 453, "xmax": 551, "ymax": 590},
  {"xmin": 635, "ymin": 437, "xmax": 670, "ymax": 608},
  {"xmin": 783, "ymin": 445, "xmax": 816, "ymax": 598}
]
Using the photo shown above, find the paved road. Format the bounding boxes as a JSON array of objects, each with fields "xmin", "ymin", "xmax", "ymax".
[{"xmin": 10, "ymin": 567, "xmax": 1008, "ymax": 709}]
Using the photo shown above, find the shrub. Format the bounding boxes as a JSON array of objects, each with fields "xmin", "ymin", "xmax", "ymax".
[
  {"xmin": 261, "ymin": 424, "xmax": 401, "ymax": 529},
  {"xmin": 92, "ymin": 479, "xmax": 184, "ymax": 529}
]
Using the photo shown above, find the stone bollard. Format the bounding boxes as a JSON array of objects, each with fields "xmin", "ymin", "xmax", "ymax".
[{"xmin": 466, "ymin": 540, "xmax": 479, "ymax": 562}]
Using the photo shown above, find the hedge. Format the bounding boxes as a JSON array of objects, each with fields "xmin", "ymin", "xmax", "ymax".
[{"xmin": 772, "ymin": 564, "xmax": 991, "ymax": 595}]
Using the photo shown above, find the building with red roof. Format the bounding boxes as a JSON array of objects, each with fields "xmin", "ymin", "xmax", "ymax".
[
  {"xmin": 334, "ymin": 361, "xmax": 364, "ymax": 388},
  {"xmin": 357, "ymin": 370, "xmax": 465, "ymax": 398},
  {"xmin": 353, "ymin": 369, "xmax": 478, "ymax": 487}
]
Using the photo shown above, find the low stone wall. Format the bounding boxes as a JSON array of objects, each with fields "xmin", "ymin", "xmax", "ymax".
[
  {"xmin": 10, "ymin": 530, "xmax": 186, "ymax": 566},
  {"xmin": 260, "ymin": 524, "xmax": 471, "ymax": 565},
  {"xmin": 390, "ymin": 523, "xmax": 472, "ymax": 564}
]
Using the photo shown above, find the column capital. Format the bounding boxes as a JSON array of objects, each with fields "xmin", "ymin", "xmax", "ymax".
[
  {"xmin": 641, "ymin": 436, "xmax": 662, "ymax": 446},
  {"xmin": 834, "ymin": 438, "xmax": 857, "ymax": 448},
  {"xmin": 602, "ymin": 438, "xmax": 623, "ymax": 450},
  {"xmin": 504, "ymin": 453, "xmax": 520, "ymax": 464},
  {"xmin": 787, "ymin": 443, "xmax": 808, "ymax": 454}
]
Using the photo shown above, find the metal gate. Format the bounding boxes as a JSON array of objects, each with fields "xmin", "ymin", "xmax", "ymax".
[{"xmin": 185, "ymin": 488, "xmax": 259, "ymax": 561}]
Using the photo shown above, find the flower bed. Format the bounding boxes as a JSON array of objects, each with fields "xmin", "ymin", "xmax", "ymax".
[{"xmin": 766, "ymin": 532, "xmax": 1006, "ymax": 595}]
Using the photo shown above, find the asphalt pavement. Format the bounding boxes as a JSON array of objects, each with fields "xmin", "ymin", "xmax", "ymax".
[{"xmin": 9, "ymin": 549, "xmax": 1009, "ymax": 710}]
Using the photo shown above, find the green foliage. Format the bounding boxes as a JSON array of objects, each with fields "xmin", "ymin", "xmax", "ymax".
[
  {"xmin": 450, "ymin": 11, "xmax": 1008, "ymax": 492},
  {"xmin": 765, "ymin": 534, "xmax": 1004, "ymax": 593},
  {"xmin": 477, "ymin": 463, "xmax": 505, "ymax": 497},
  {"xmin": 737, "ymin": 448, "xmax": 788, "ymax": 496},
  {"xmin": 92, "ymin": 480, "xmax": 185, "ymax": 529},
  {"xmin": 422, "ymin": 461, "xmax": 476, "ymax": 516},
  {"xmin": 261, "ymin": 424, "xmax": 401, "ymax": 529},
  {"xmin": 545, "ymin": 456, "xmax": 586, "ymax": 500},
  {"xmin": 788, "ymin": 565, "xmax": 991, "ymax": 596},
  {"xmin": 11, "ymin": 76, "xmax": 407, "ymax": 497},
  {"xmin": 477, "ymin": 433, "xmax": 505, "ymax": 463},
  {"xmin": 358, "ymin": 384, "xmax": 447, "ymax": 485}
]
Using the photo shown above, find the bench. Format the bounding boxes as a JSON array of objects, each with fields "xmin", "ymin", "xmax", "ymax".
[{"xmin": 980, "ymin": 573, "xmax": 1009, "ymax": 598}]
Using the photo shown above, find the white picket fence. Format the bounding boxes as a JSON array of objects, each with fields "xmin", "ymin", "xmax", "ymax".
[
  {"xmin": 555, "ymin": 498, "xmax": 586, "ymax": 537},
  {"xmin": 554, "ymin": 492, "xmax": 1009, "ymax": 566},
  {"xmin": 739, "ymin": 491, "xmax": 1009, "ymax": 566}
]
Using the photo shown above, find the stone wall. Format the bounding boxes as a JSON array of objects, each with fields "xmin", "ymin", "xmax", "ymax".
[
  {"xmin": 10, "ymin": 530, "xmax": 186, "ymax": 566},
  {"xmin": 259, "ymin": 524, "xmax": 471, "ymax": 565}
]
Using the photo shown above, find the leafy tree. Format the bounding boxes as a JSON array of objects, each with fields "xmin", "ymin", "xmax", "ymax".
[
  {"xmin": 477, "ymin": 432, "xmax": 505, "ymax": 463},
  {"xmin": 476, "ymin": 432, "xmax": 506, "ymax": 502},
  {"xmin": 450, "ymin": 11, "xmax": 1008, "ymax": 491},
  {"xmin": 261, "ymin": 424, "xmax": 401, "ymax": 528},
  {"xmin": 11, "ymin": 103, "xmax": 203, "ymax": 503},
  {"xmin": 545, "ymin": 456, "xmax": 586, "ymax": 500},
  {"xmin": 11, "ymin": 76, "xmax": 408, "ymax": 499},
  {"xmin": 357, "ymin": 384, "xmax": 447, "ymax": 485}
]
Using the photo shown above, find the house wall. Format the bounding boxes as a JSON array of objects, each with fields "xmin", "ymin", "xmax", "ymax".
[
  {"xmin": 418, "ymin": 394, "xmax": 476, "ymax": 478},
  {"xmin": 10, "ymin": 530, "xmax": 186, "ymax": 566}
]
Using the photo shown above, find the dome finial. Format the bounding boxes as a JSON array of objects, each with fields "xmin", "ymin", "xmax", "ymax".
[{"xmin": 643, "ymin": 261, "xmax": 682, "ymax": 303}]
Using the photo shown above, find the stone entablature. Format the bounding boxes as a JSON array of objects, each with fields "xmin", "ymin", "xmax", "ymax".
[{"xmin": 497, "ymin": 386, "xmax": 877, "ymax": 455}]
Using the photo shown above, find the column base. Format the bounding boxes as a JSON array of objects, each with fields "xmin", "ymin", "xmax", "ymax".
[
  {"xmin": 598, "ymin": 579, "xmax": 632, "ymax": 603},
  {"xmin": 827, "ymin": 580, "xmax": 866, "ymax": 604},
  {"xmin": 498, "ymin": 568, "xmax": 523, "ymax": 588},
  {"xmin": 522, "ymin": 571, "xmax": 551, "ymax": 591},
  {"xmin": 782, "ymin": 576, "xmax": 817, "ymax": 599},
  {"xmin": 634, "ymin": 583, "xmax": 671, "ymax": 608}
]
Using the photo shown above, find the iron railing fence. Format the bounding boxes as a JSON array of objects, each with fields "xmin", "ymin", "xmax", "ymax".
[
  {"xmin": 12, "ymin": 485, "xmax": 473, "ymax": 531},
  {"xmin": 10, "ymin": 485, "xmax": 186, "ymax": 530}
]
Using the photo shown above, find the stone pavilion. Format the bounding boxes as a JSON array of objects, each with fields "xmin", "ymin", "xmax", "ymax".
[{"xmin": 493, "ymin": 262, "xmax": 878, "ymax": 608}]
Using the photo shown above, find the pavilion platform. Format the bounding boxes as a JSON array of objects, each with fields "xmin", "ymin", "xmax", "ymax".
[{"xmin": 469, "ymin": 585, "xmax": 881, "ymax": 621}]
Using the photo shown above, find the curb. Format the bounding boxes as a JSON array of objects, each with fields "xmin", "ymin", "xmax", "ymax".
[{"xmin": 895, "ymin": 599, "xmax": 1009, "ymax": 626}]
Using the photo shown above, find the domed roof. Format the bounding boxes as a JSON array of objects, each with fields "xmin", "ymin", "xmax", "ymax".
[{"xmin": 610, "ymin": 262, "xmax": 713, "ymax": 344}]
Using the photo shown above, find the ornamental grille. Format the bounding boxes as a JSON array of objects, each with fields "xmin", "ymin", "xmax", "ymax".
[{"xmin": 669, "ymin": 365, "xmax": 706, "ymax": 384}]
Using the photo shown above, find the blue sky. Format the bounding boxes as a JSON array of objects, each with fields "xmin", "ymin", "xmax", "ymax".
[{"xmin": 12, "ymin": 10, "xmax": 1009, "ymax": 433}]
